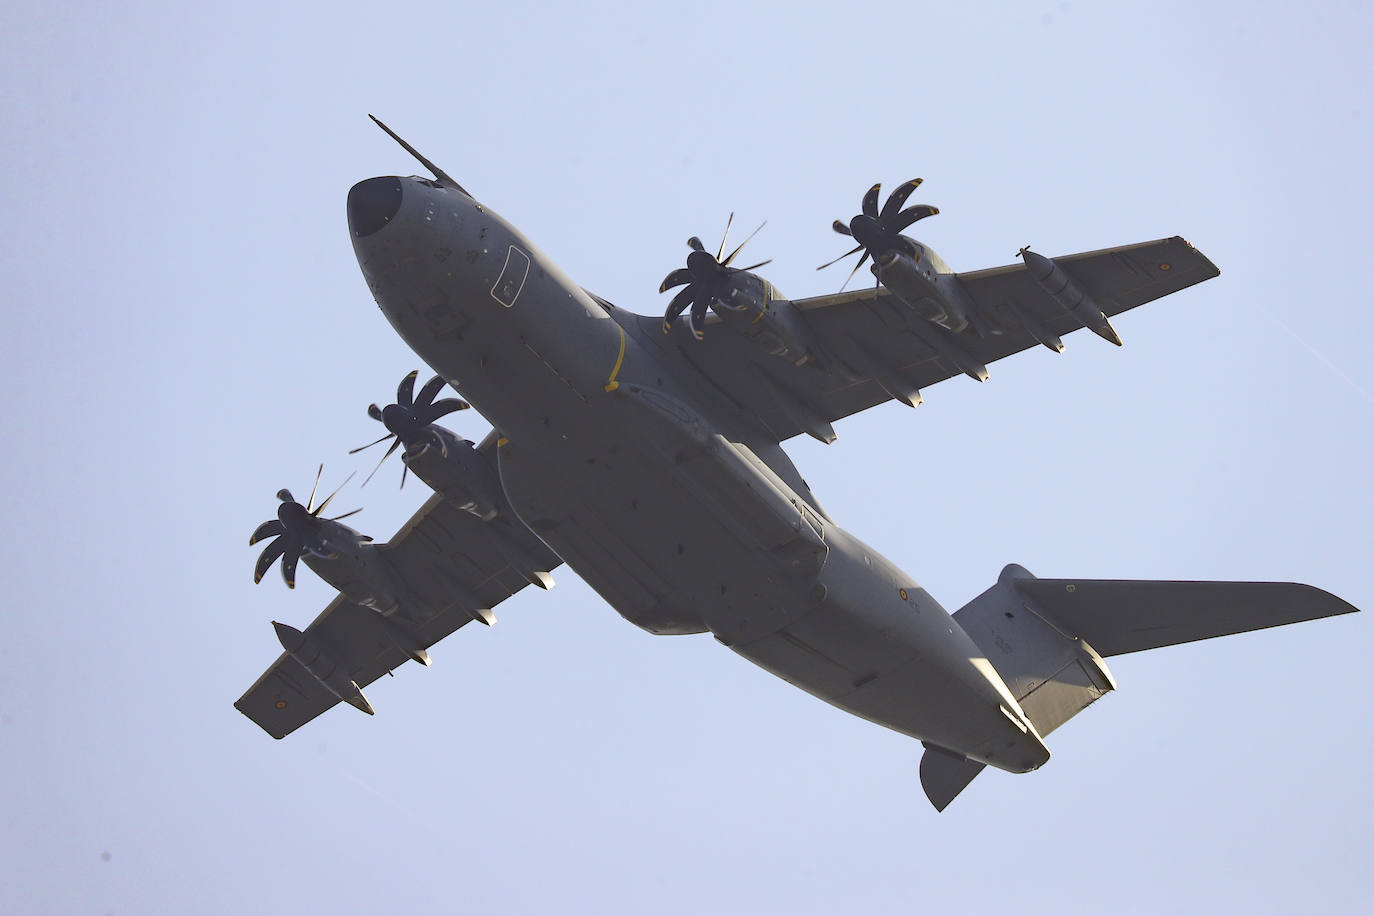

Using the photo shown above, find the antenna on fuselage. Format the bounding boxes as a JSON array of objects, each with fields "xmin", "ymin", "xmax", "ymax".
[{"xmin": 367, "ymin": 114, "xmax": 472, "ymax": 198}]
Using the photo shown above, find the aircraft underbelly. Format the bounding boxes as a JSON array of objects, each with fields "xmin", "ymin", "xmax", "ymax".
[
  {"xmin": 495, "ymin": 430, "xmax": 800, "ymax": 635},
  {"xmin": 496, "ymin": 425, "xmax": 1041, "ymax": 769},
  {"xmin": 717, "ymin": 527, "xmax": 1047, "ymax": 770}
]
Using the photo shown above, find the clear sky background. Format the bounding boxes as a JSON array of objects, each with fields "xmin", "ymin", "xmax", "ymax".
[{"xmin": 3, "ymin": 1, "xmax": 1371, "ymax": 913}]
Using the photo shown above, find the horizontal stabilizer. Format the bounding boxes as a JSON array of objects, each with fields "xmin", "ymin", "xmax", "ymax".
[
  {"xmin": 1013, "ymin": 576, "xmax": 1359, "ymax": 657},
  {"xmin": 920, "ymin": 744, "xmax": 987, "ymax": 812}
]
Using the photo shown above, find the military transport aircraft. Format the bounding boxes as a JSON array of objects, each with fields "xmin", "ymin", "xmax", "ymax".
[{"xmin": 236, "ymin": 117, "xmax": 1359, "ymax": 811}]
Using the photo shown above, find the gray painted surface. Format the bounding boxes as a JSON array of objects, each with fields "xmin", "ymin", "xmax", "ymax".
[{"xmin": 237, "ymin": 156, "xmax": 1356, "ymax": 807}]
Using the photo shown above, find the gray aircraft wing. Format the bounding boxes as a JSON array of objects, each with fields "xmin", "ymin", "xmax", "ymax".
[
  {"xmin": 640, "ymin": 237, "xmax": 1218, "ymax": 443},
  {"xmin": 235, "ymin": 489, "xmax": 561, "ymax": 739}
]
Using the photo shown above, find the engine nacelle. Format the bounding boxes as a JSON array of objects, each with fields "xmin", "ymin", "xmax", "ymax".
[
  {"xmin": 712, "ymin": 274, "xmax": 826, "ymax": 367},
  {"xmin": 298, "ymin": 526, "xmax": 464, "ymax": 664},
  {"xmin": 873, "ymin": 243, "xmax": 971, "ymax": 333},
  {"xmin": 401, "ymin": 426, "xmax": 505, "ymax": 520}
]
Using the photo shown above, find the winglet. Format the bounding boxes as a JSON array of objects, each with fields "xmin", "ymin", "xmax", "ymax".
[{"xmin": 368, "ymin": 115, "xmax": 472, "ymax": 197}]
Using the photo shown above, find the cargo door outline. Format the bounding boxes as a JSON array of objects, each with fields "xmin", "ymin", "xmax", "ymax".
[{"xmin": 491, "ymin": 245, "xmax": 530, "ymax": 308}]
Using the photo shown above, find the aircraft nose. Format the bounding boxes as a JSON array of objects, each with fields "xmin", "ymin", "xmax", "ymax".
[{"xmin": 348, "ymin": 177, "xmax": 403, "ymax": 238}]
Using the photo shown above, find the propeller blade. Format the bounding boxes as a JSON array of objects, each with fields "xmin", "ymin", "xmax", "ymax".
[
  {"xmin": 421, "ymin": 398, "xmax": 468, "ymax": 422},
  {"xmin": 817, "ymin": 244, "xmax": 864, "ymax": 271},
  {"xmin": 663, "ymin": 284, "xmax": 697, "ymax": 327},
  {"xmin": 715, "ymin": 212, "xmax": 734, "ymax": 261},
  {"xmin": 687, "ymin": 236, "xmax": 705, "ymax": 252},
  {"xmin": 688, "ymin": 290, "xmax": 711, "ymax": 339},
  {"xmin": 721, "ymin": 220, "xmax": 766, "ymax": 267},
  {"xmin": 313, "ymin": 471, "xmax": 356, "ymax": 517},
  {"xmin": 362, "ymin": 438, "xmax": 403, "ymax": 487},
  {"xmin": 839, "ymin": 250, "xmax": 871, "ymax": 292},
  {"xmin": 414, "ymin": 374, "xmax": 447, "ymax": 409},
  {"xmin": 659, "ymin": 267, "xmax": 693, "ymax": 294},
  {"xmin": 349, "ymin": 432, "xmax": 395, "ymax": 455},
  {"xmin": 281, "ymin": 543, "xmax": 301, "ymax": 588},
  {"xmin": 880, "ymin": 178, "xmax": 923, "ymax": 221},
  {"xmin": 397, "ymin": 370, "xmax": 418, "ymax": 407},
  {"xmin": 254, "ymin": 538, "xmax": 287, "ymax": 584},
  {"xmin": 329, "ymin": 508, "xmax": 363, "ymax": 522},
  {"xmin": 862, "ymin": 183, "xmax": 881, "ymax": 219},
  {"xmin": 400, "ymin": 462, "xmax": 410, "ymax": 490},
  {"xmin": 892, "ymin": 204, "xmax": 939, "ymax": 232},
  {"xmin": 305, "ymin": 464, "xmax": 323, "ymax": 513},
  {"xmin": 734, "ymin": 259, "xmax": 772, "ymax": 273},
  {"xmin": 367, "ymin": 403, "xmax": 383, "ymax": 421},
  {"xmin": 249, "ymin": 519, "xmax": 285, "ymax": 546},
  {"xmin": 832, "ymin": 219, "xmax": 853, "ymax": 237}
]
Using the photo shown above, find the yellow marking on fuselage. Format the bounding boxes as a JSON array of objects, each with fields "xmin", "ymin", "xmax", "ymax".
[
  {"xmin": 604, "ymin": 323, "xmax": 627, "ymax": 392},
  {"xmin": 497, "ymin": 436, "xmax": 509, "ymax": 447}
]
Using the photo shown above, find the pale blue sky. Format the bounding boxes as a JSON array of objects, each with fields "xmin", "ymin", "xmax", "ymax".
[{"xmin": 2, "ymin": 1, "xmax": 1371, "ymax": 913}]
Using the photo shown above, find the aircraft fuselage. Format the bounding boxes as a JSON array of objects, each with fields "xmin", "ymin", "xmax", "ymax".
[{"xmin": 347, "ymin": 176, "xmax": 1049, "ymax": 774}]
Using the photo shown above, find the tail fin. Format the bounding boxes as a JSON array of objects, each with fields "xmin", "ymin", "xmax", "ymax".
[{"xmin": 921, "ymin": 564, "xmax": 1358, "ymax": 810}]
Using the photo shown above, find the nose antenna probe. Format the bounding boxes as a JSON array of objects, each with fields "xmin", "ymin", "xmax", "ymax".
[{"xmin": 368, "ymin": 114, "xmax": 471, "ymax": 197}]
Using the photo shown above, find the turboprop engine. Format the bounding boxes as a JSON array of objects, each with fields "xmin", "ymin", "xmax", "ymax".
[
  {"xmin": 710, "ymin": 273, "xmax": 828, "ymax": 368},
  {"xmin": 248, "ymin": 469, "xmax": 456, "ymax": 670},
  {"xmin": 820, "ymin": 178, "xmax": 983, "ymax": 336},
  {"xmin": 660, "ymin": 215, "xmax": 827, "ymax": 366},
  {"xmin": 351, "ymin": 370, "xmax": 504, "ymax": 519},
  {"xmin": 249, "ymin": 468, "xmax": 406, "ymax": 610},
  {"xmin": 870, "ymin": 243, "xmax": 974, "ymax": 334}
]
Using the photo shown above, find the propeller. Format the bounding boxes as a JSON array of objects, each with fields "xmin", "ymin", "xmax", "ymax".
[
  {"xmin": 660, "ymin": 212, "xmax": 772, "ymax": 340},
  {"xmin": 350, "ymin": 370, "xmax": 470, "ymax": 487},
  {"xmin": 818, "ymin": 179, "xmax": 939, "ymax": 290},
  {"xmin": 249, "ymin": 466, "xmax": 359, "ymax": 588}
]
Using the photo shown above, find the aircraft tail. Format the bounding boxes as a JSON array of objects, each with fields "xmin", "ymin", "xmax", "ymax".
[{"xmin": 921, "ymin": 564, "xmax": 1358, "ymax": 811}]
